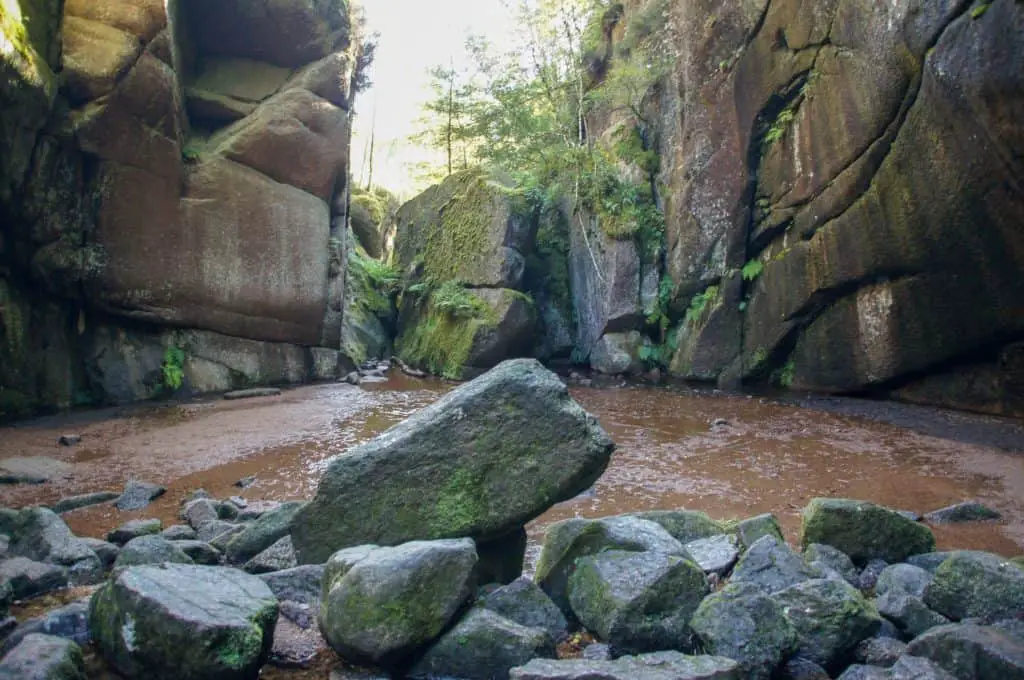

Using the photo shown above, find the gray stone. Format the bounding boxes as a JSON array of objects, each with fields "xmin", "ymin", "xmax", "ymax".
[
  {"xmin": 923, "ymin": 551, "xmax": 1024, "ymax": 621},
  {"xmin": 993, "ymin": 617, "xmax": 1024, "ymax": 641},
  {"xmin": 6, "ymin": 509, "xmax": 101, "ymax": 579},
  {"xmin": 52, "ymin": 492, "xmax": 119, "ymax": 514},
  {"xmin": 292, "ymin": 360, "xmax": 615, "ymax": 564},
  {"xmin": 876, "ymin": 564, "xmax": 933, "ymax": 599},
  {"xmin": 176, "ymin": 540, "xmax": 222, "ymax": 566},
  {"xmin": 58, "ymin": 435, "xmax": 82, "ymax": 447},
  {"xmin": 691, "ymin": 582, "xmax": 797, "ymax": 680},
  {"xmin": 804, "ymin": 544, "xmax": 858, "ymax": 585},
  {"xmin": 0, "ymin": 458, "xmax": 73, "ymax": 485},
  {"xmin": 736, "ymin": 514, "xmax": 785, "ymax": 550},
  {"xmin": 923, "ymin": 501, "xmax": 1001, "ymax": 524},
  {"xmin": 859, "ymin": 560, "xmax": 890, "ymax": 592},
  {"xmin": 196, "ymin": 519, "xmax": 240, "ymax": 543},
  {"xmin": 630, "ymin": 510, "xmax": 726, "ymax": 544},
  {"xmin": 318, "ymin": 539, "xmax": 478, "ymax": 667},
  {"xmin": 590, "ymin": 332, "xmax": 643, "ymax": 375},
  {"xmin": 777, "ymin": 657, "xmax": 831, "ymax": 680},
  {"xmin": 773, "ymin": 579, "xmax": 882, "ymax": 669},
  {"xmin": 268, "ymin": 615, "xmax": 326, "ymax": 669},
  {"xmin": 854, "ymin": 637, "xmax": 907, "ymax": 667},
  {"xmin": 259, "ymin": 565, "xmax": 325, "ymax": 606},
  {"xmin": 685, "ymin": 534, "xmax": 739, "ymax": 576},
  {"xmin": 112, "ymin": 535, "xmax": 194, "ymax": 569},
  {"xmin": 90, "ymin": 564, "xmax": 279, "ymax": 680},
  {"xmin": 509, "ymin": 652, "xmax": 741, "ymax": 680},
  {"xmin": 888, "ymin": 656, "xmax": 957, "ymax": 680},
  {"xmin": 0, "ymin": 633, "xmax": 86, "ymax": 680},
  {"xmin": 216, "ymin": 502, "xmax": 240, "ymax": 521},
  {"xmin": 224, "ymin": 388, "xmax": 282, "ymax": 400},
  {"xmin": 409, "ymin": 608, "xmax": 556, "ymax": 680},
  {"xmin": 800, "ymin": 499, "xmax": 936, "ymax": 564},
  {"xmin": 79, "ymin": 539, "xmax": 118, "ymax": 569},
  {"xmin": 244, "ymin": 536, "xmax": 297, "ymax": 574},
  {"xmin": 106, "ymin": 518, "xmax": 162, "ymax": 546},
  {"xmin": 731, "ymin": 536, "xmax": 820, "ymax": 595},
  {"xmin": 907, "ymin": 553, "xmax": 954, "ymax": 574},
  {"xmin": 114, "ymin": 480, "xmax": 166, "ymax": 511},
  {"xmin": 182, "ymin": 499, "xmax": 220, "ymax": 529},
  {"xmin": 568, "ymin": 550, "xmax": 708, "ymax": 656},
  {"xmin": 160, "ymin": 525, "xmax": 197, "ymax": 541},
  {"xmin": 235, "ymin": 476, "xmax": 257, "ymax": 489},
  {"xmin": 0, "ymin": 557, "xmax": 68, "ymax": 600},
  {"xmin": 582, "ymin": 643, "xmax": 612, "ymax": 661},
  {"xmin": 0, "ymin": 601, "xmax": 90, "ymax": 656},
  {"xmin": 836, "ymin": 666, "xmax": 889, "ymax": 680},
  {"xmin": 225, "ymin": 501, "xmax": 304, "ymax": 564},
  {"xmin": 907, "ymin": 623, "xmax": 1024, "ymax": 680},
  {"xmin": 479, "ymin": 577, "xmax": 568, "ymax": 643},
  {"xmin": 239, "ymin": 501, "xmax": 281, "ymax": 522}
]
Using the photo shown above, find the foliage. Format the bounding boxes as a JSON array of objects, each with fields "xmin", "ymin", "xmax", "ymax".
[
  {"xmin": 432, "ymin": 280, "xmax": 490, "ymax": 319},
  {"xmin": 685, "ymin": 285, "xmax": 719, "ymax": 322},
  {"xmin": 161, "ymin": 346, "xmax": 185, "ymax": 391},
  {"xmin": 741, "ymin": 260, "xmax": 765, "ymax": 282},
  {"xmin": 971, "ymin": 3, "xmax": 990, "ymax": 19},
  {"xmin": 351, "ymin": 5, "xmax": 378, "ymax": 95},
  {"xmin": 349, "ymin": 251, "xmax": 399, "ymax": 316},
  {"xmin": 646, "ymin": 275, "xmax": 674, "ymax": 335},
  {"xmin": 779, "ymin": 360, "xmax": 796, "ymax": 388}
]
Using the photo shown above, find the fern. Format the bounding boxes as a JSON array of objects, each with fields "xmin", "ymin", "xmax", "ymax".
[
  {"xmin": 162, "ymin": 346, "xmax": 185, "ymax": 391},
  {"xmin": 741, "ymin": 260, "xmax": 765, "ymax": 282}
]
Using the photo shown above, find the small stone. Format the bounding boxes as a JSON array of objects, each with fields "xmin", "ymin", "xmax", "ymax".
[
  {"xmin": 176, "ymin": 540, "xmax": 223, "ymax": 566},
  {"xmin": 279, "ymin": 600, "xmax": 315, "ymax": 629},
  {"xmin": 344, "ymin": 371, "xmax": 362, "ymax": 385},
  {"xmin": 79, "ymin": 538, "xmax": 119, "ymax": 569},
  {"xmin": 268, "ymin": 616, "xmax": 327, "ymax": 669},
  {"xmin": 244, "ymin": 536, "xmax": 298, "ymax": 574},
  {"xmin": 777, "ymin": 657, "xmax": 831, "ymax": 680},
  {"xmin": 52, "ymin": 492, "xmax": 119, "ymax": 514},
  {"xmin": 0, "ymin": 633, "xmax": 86, "ymax": 680},
  {"xmin": 208, "ymin": 524, "xmax": 247, "ymax": 552},
  {"xmin": 181, "ymin": 499, "xmax": 219, "ymax": 529},
  {"xmin": 876, "ymin": 564, "xmax": 933, "ymax": 598},
  {"xmin": 195, "ymin": 519, "xmax": 239, "ymax": 542},
  {"xmin": 685, "ymin": 535, "xmax": 740, "ymax": 575},
  {"xmin": 835, "ymin": 665, "xmax": 890, "ymax": 680},
  {"xmin": 582, "ymin": 643, "xmax": 612, "ymax": 661},
  {"xmin": 58, "ymin": 434, "xmax": 82, "ymax": 446},
  {"xmin": 0, "ymin": 600, "xmax": 91, "ymax": 655},
  {"xmin": 876, "ymin": 592, "xmax": 950, "ymax": 638},
  {"xmin": 216, "ymin": 501, "xmax": 240, "ymax": 521},
  {"xmin": 239, "ymin": 500, "xmax": 281, "ymax": 521},
  {"xmin": 225, "ymin": 501, "xmax": 305, "ymax": 564},
  {"xmin": 736, "ymin": 514, "xmax": 785, "ymax": 550},
  {"xmin": 235, "ymin": 475, "xmax": 257, "ymax": 489},
  {"xmin": 731, "ymin": 536, "xmax": 820, "ymax": 594},
  {"xmin": 710, "ymin": 418, "xmax": 730, "ymax": 428},
  {"xmin": 160, "ymin": 525, "xmax": 197, "ymax": 541},
  {"xmin": 228, "ymin": 496, "xmax": 248, "ymax": 509},
  {"xmin": 478, "ymin": 577, "xmax": 568, "ymax": 642},
  {"xmin": 887, "ymin": 656, "xmax": 957, "ymax": 680},
  {"xmin": 509, "ymin": 652, "xmax": 740, "ymax": 680},
  {"xmin": 185, "ymin": 488, "xmax": 213, "ymax": 502},
  {"xmin": 223, "ymin": 387, "xmax": 282, "ymax": 400},
  {"xmin": 0, "ymin": 558, "xmax": 68, "ymax": 600},
  {"xmin": 258, "ymin": 565, "xmax": 326, "ymax": 606},
  {"xmin": 858, "ymin": 559, "xmax": 889, "ymax": 591},
  {"xmin": 924, "ymin": 501, "xmax": 1001, "ymax": 524},
  {"xmin": 114, "ymin": 480, "xmax": 166, "ymax": 511},
  {"xmin": 854, "ymin": 637, "xmax": 907, "ymax": 667},
  {"xmin": 0, "ymin": 457, "xmax": 73, "ymax": 485},
  {"xmin": 113, "ymin": 535, "xmax": 194, "ymax": 569},
  {"xmin": 907, "ymin": 552, "xmax": 954, "ymax": 573},
  {"xmin": 630, "ymin": 510, "xmax": 726, "ymax": 544},
  {"xmin": 106, "ymin": 518, "xmax": 162, "ymax": 546},
  {"xmin": 804, "ymin": 544, "xmax": 858, "ymax": 585}
]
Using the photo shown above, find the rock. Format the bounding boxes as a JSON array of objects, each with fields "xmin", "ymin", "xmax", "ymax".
[
  {"xmin": 907, "ymin": 623, "xmax": 1024, "ymax": 680},
  {"xmin": 160, "ymin": 525, "xmax": 197, "ymax": 541},
  {"xmin": 235, "ymin": 476, "xmax": 257, "ymax": 489},
  {"xmin": 685, "ymin": 535, "xmax": 739, "ymax": 576},
  {"xmin": 876, "ymin": 564, "xmax": 932, "ymax": 599},
  {"xmin": 318, "ymin": 539, "xmax": 478, "ymax": 667},
  {"xmin": 535, "ymin": 516, "xmax": 688, "ymax": 616},
  {"xmin": 569, "ymin": 550, "xmax": 708, "ymax": 655},
  {"xmin": 476, "ymin": 529, "xmax": 528, "ymax": 585},
  {"xmin": 244, "ymin": 536, "xmax": 297, "ymax": 574},
  {"xmin": 0, "ymin": 601, "xmax": 90, "ymax": 655},
  {"xmin": 79, "ymin": 539, "xmax": 119, "ymax": 569},
  {"xmin": 0, "ymin": 633, "xmax": 86, "ymax": 680},
  {"xmin": 691, "ymin": 582, "xmax": 797, "ymax": 680},
  {"xmin": 268, "ymin": 615, "xmax": 326, "ymax": 669},
  {"xmin": 90, "ymin": 564, "xmax": 279, "ymax": 679},
  {"xmin": 196, "ymin": 519, "xmax": 241, "ymax": 543},
  {"xmin": 114, "ymin": 480, "xmax": 166, "ymax": 511},
  {"xmin": 631, "ymin": 510, "xmax": 726, "ymax": 544},
  {"xmin": 876, "ymin": 618, "xmax": 903, "ymax": 641},
  {"xmin": 106, "ymin": 518, "xmax": 162, "ymax": 546},
  {"xmin": 777, "ymin": 657, "xmax": 831, "ymax": 680},
  {"xmin": 176, "ymin": 540, "xmax": 222, "ymax": 566},
  {"xmin": 907, "ymin": 553, "xmax": 954, "ymax": 574},
  {"xmin": 5, "ymin": 509, "xmax": 100, "ymax": 581},
  {"xmin": 279, "ymin": 600, "xmax": 316, "ymax": 629},
  {"xmin": 344, "ymin": 371, "xmax": 362, "ymax": 385},
  {"xmin": 859, "ymin": 560, "xmax": 890, "ymax": 592},
  {"xmin": 57, "ymin": 435, "xmax": 82, "ymax": 447},
  {"xmin": 854, "ymin": 638, "xmax": 907, "ymax": 668},
  {"xmin": 223, "ymin": 388, "xmax": 282, "ymax": 400},
  {"xmin": 876, "ymin": 592, "xmax": 950, "ymax": 638},
  {"xmin": 731, "ymin": 536, "xmax": 820, "ymax": 595},
  {"xmin": 0, "ymin": 558, "xmax": 68, "ymax": 600},
  {"xmin": 923, "ymin": 551, "xmax": 1024, "ymax": 621},
  {"xmin": 216, "ymin": 502, "xmax": 240, "ymax": 521},
  {"xmin": 887, "ymin": 656, "xmax": 958, "ymax": 680},
  {"xmin": 923, "ymin": 501, "xmax": 1001, "ymax": 524},
  {"xmin": 509, "ymin": 651, "xmax": 740, "ymax": 680},
  {"xmin": 52, "ymin": 492, "xmax": 119, "ymax": 514},
  {"xmin": 409, "ymin": 608, "xmax": 556, "ymax": 680},
  {"xmin": 582, "ymin": 643, "xmax": 612, "ymax": 661},
  {"xmin": 112, "ymin": 535, "xmax": 194, "ymax": 569},
  {"xmin": 182, "ymin": 499, "xmax": 220, "ymax": 529},
  {"xmin": 800, "ymin": 499, "xmax": 936, "ymax": 564},
  {"xmin": 225, "ymin": 501, "xmax": 304, "ymax": 564},
  {"xmin": 479, "ymin": 577, "xmax": 568, "ymax": 643},
  {"xmin": 835, "ymin": 666, "xmax": 890, "ymax": 680},
  {"xmin": 590, "ymin": 332, "xmax": 644, "ymax": 375},
  {"xmin": 259, "ymin": 565, "xmax": 325, "ymax": 606},
  {"xmin": 292, "ymin": 360, "xmax": 615, "ymax": 564},
  {"xmin": 0, "ymin": 457, "xmax": 73, "ymax": 485},
  {"xmin": 993, "ymin": 617, "xmax": 1024, "ymax": 641},
  {"xmin": 773, "ymin": 579, "xmax": 882, "ymax": 669},
  {"xmin": 736, "ymin": 514, "xmax": 785, "ymax": 550},
  {"xmin": 804, "ymin": 544, "xmax": 858, "ymax": 585}
]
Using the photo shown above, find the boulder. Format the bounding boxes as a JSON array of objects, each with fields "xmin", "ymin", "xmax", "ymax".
[
  {"xmin": 803, "ymin": 544, "xmax": 858, "ymax": 585},
  {"xmin": 259, "ymin": 565, "xmax": 325, "ymax": 606},
  {"xmin": 875, "ymin": 592, "xmax": 949, "ymax": 638},
  {"xmin": 287, "ymin": 51, "xmax": 353, "ymax": 109},
  {"xmin": 318, "ymin": 539, "xmax": 478, "ymax": 667},
  {"xmin": 907, "ymin": 553, "xmax": 954, "ymax": 574},
  {"xmin": 107, "ymin": 519, "xmax": 162, "ymax": 546},
  {"xmin": 175, "ymin": 541, "xmax": 222, "ymax": 566},
  {"xmin": 182, "ymin": 499, "xmax": 220, "ymax": 529},
  {"xmin": 923, "ymin": 501, "xmax": 1001, "ymax": 524},
  {"xmin": 464, "ymin": 289, "xmax": 538, "ymax": 370},
  {"xmin": 190, "ymin": 58, "xmax": 291, "ymax": 104},
  {"xmin": 90, "ymin": 564, "xmax": 278, "ymax": 679},
  {"xmin": 225, "ymin": 501, "xmax": 304, "ymax": 564},
  {"xmin": 854, "ymin": 638, "xmax": 907, "ymax": 668},
  {"xmin": 778, "ymin": 657, "xmax": 831, "ymax": 680},
  {"xmin": 907, "ymin": 623, "xmax": 1024, "ymax": 680},
  {"xmin": 113, "ymin": 536, "xmax": 194, "ymax": 569},
  {"xmin": 736, "ymin": 514, "xmax": 785, "ymax": 550},
  {"xmin": 160, "ymin": 525, "xmax": 197, "ymax": 541},
  {"xmin": 292, "ymin": 360, "xmax": 615, "ymax": 564},
  {"xmin": 731, "ymin": 536, "xmax": 820, "ymax": 594},
  {"xmin": 409, "ymin": 608, "xmax": 556, "ymax": 680},
  {"xmin": 590, "ymin": 332, "xmax": 644, "ymax": 375},
  {"xmin": 509, "ymin": 652, "xmax": 740, "ymax": 680},
  {"xmin": 685, "ymin": 535, "xmax": 739, "ymax": 576},
  {"xmin": 65, "ymin": 0, "xmax": 167, "ymax": 41},
  {"xmin": 631, "ymin": 510, "xmax": 726, "ymax": 544},
  {"xmin": 196, "ymin": 520, "xmax": 241, "ymax": 543},
  {"xmin": 478, "ymin": 577, "xmax": 569, "ymax": 643},
  {"xmin": 859, "ymin": 560, "xmax": 890, "ymax": 592},
  {"xmin": 0, "ymin": 601, "xmax": 90, "ymax": 656},
  {"xmin": 52, "ymin": 492, "xmax": 119, "ymax": 514},
  {"xmin": 0, "ymin": 457, "xmax": 73, "ymax": 485},
  {"xmin": 773, "ymin": 579, "xmax": 882, "ymax": 669},
  {"xmin": 923, "ymin": 551, "xmax": 1024, "ymax": 621},
  {"xmin": 0, "ymin": 557, "xmax": 68, "ymax": 600},
  {"xmin": 800, "ymin": 499, "xmax": 936, "ymax": 564},
  {"xmin": 5, "ymin": 509, "xmax": 101, "ymax": 582},
  {"xmin": 876, "ymin": 564, "xmax": 933, "ymax": 599},
  {"xmin": 244, "ymin": 536, "xmax": 297, "ymax": 574},
  {"xmin": 80, "ymin": 539, "xmax": 119, "ymax": 569},
  {"xmin": 535, "ymin": 516, "xmax": 688, "ymax": 616},
  {"xmin": 0, "ymin": 633, "xmax": 86, "ymax": 680},
  {"xmin": 61, "ymin": 16, "xmax": 141, "ymax": 103},
  {"xmin": 691, "ymin": 582, "xmax": 797, "ymax": 680},
  {"xmin": 886, "ymin": 656, "xmax": 957, "ymax": 680},
  {"xmin": 569, "ymin": 550, "xmax": 708, "ymax": 655},
  {"xmin": 114, "ymin": 480, "xmax": 166, "ymax": 511}
]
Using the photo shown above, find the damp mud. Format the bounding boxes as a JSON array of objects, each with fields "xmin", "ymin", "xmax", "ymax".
[{"xmin": 2, "ymin": 373, "xmax": 1023, "ymax": 677}]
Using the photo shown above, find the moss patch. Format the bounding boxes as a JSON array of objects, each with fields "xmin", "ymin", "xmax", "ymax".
[{"xmin": 421, "ymin": 170, "xmax": 500, "ymax": 282}]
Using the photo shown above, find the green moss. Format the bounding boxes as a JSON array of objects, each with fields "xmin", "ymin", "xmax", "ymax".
[
  {"xmin": 421, "ymin": 170, "xmax": 499, "ymax": 282},
  {"xmin": 431, "ymin": 469, "xmax": 488, "ymax": 535},
  {"xmin": 779, "ymin": 360, "xmax": 796, "ymax": 388},
  {"xmin": 216, "ymin": 623, "xmax": 264, "ymax": 670},
  {"xmin": 524, "ymin": 206, "xmax": 572, "ymax": 320},
  {"xmin": 971, "ymin": 3, "xmax": 990, "ymax": 19},
  {"xmin": 0, "ymin": 388, "xmax": 38, "ymax": 422}
]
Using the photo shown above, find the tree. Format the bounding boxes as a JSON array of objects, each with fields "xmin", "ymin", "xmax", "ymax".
[{"xmin": 411, "ymin": 61, "xmax": 482, "ymax": 178}]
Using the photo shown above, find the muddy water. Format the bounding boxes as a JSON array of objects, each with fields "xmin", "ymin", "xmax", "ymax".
[{"xmin": 3, "ymin": 374, "xmax": 1024, "ymax": 678}]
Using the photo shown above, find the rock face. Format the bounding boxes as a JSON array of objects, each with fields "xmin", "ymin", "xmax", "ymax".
[
  {"xmin": 291, "ymin": 360, "xmax": 615, "ymax": 564},
  {"xmin": 90, "ymin": 564, "xmax": 279, "ymax": 680},
  {"xmin": 0, "ymin": 0, "xmax": 360, "ymax": 419}
]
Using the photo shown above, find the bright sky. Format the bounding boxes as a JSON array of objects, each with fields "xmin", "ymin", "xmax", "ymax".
[{"xmin": 351, "ymin": 0, "xmax": 515, "ymax": 198}]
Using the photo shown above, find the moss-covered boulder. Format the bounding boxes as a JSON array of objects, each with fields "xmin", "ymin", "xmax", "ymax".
[
  {"xmin": 923, "ymin": 551, "xmax": 1024, "ymax": 622},
  {"xmin": 772, "ymin": 579, "xmax": 882, "ymax": 671},
  {"xmin": 0, "ymin": 633, "xmax": 86, "ymax": 680},
  {"xmin": 590, "ymin": 331, "xmax": 644, "ymax": 375},
  {"xmin": 535, "ymin": 516, "xmax": 688, "ymax": 617},
  {"xmin": 478, "ymin": 577, "xmax": 568, "ymax": 643},
  {"xmin": 317, "ymin": 539, "xmax": 477, "ymax": 668},
  {"xmin": 568, "ymin": 550, "xmax": 708, "ymax": 656},
  {"xmin": 291, "ymin": 359, "xmax": 614, "ymax": 564},
  {"xmin": 875, "ymin": 592, "xmax": 949, "ymax": 638},
  {"xmin": 800, "ymin": 499, "xmax": 936, "ymax": 564},
  {"xmin": 691, "ymin": 582, "xmax": 798, "ymax": 680},
  {"xmin": 630, "ymin": 510, "xmax": 727, "ymax": 545},
  {"xmin": 112, "ymin": 536, "xmax": 194, "ymax": 569},
  {"xmin": 89, "ymin": 564, "xmax": 279, "ymax": 680},
  {"xmin": 906, "ymin": 623, "xmax": 1024, "ymax": 680}
]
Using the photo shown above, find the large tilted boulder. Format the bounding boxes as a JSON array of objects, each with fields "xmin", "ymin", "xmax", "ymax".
[
  {"xmin": 90, "ymin": 564, "xmax": 278, "ymax": 680},
  {"xmin": 4, "ymin": 509, "xmax": 102, "ymax": 584},
  {"xmin": 510, "ymin": 652, "xmax": 741, "ymax": 680},
  {"xmin": 317, "ymin": 539, "xmax": 478, "ymax": 668},
  {"xmin": 291, "ymin": 360, "xmax": 615, "ymax": 564},
  {"xmin": 800, "ymin": 499, "xmax": 936, "ymax": 564}
]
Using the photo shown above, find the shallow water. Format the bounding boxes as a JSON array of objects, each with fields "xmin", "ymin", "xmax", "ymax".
[{"xmin": 2, "ymin": 373, "xmax": 1023, "ymax": 677}]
